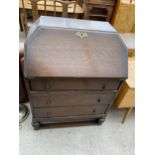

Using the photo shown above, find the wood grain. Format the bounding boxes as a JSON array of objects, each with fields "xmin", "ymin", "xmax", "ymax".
[
  {"xmin": 33, "ymin": 105, "xmax": 108, "ymax": 117},
  {"xmin": 111, "ymin": 0, "xmax": 135, "ymax": 32},
  {"xmin": 25, "ymin": 17, "xmax": 128, "ymax": 78},
  {"xmin": 24, "ymin": 17, "xmax": 128, "ymax": 129}
]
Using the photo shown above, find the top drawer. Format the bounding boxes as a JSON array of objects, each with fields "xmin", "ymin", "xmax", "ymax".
[{"xmin": 29, "ymin": 78, "xmax": 121, "ymax": 91}]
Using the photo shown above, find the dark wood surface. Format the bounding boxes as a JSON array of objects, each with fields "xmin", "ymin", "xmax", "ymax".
[
  {"xmin": 30, "ymin": 91, "xmax": 116, "ymax": 107},
  {"xmin": 24, "ymin": 17, "xmax": 128, "ymax": 129},
  {"xmin": 32, "ymin": 114, "xmax": 106, "ymax": 124},
  {"xmin": 25, "ymin": 16, "xmax": 128, "ymax": 78},
  {"xmin": 29, "ymin": 78, "xmax": 120, "ymax": 91},
  {"xmin": 19, "ymin": 60, "xmax": 28, "ymax": 103},
  {"xmin": 19, "ymin": 47, "xmax": 28, "ymax": 103},
  {"xmin": 34, "ymin": 104, "xmax": 108, "ymax": 117}
]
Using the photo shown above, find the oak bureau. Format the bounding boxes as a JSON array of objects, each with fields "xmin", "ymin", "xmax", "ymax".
[{"xmin": 24, "ymin": 16, "xmax": 128, "ymax": 130}]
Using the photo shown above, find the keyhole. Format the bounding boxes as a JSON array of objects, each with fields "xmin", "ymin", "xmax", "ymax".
[
  {"xmin": 97, "ymin": 98, "xmax": 101, "ymax": 103},
  {"xmin": 93, "ymin": 109, "xmax": 96, "ymax": 113}
]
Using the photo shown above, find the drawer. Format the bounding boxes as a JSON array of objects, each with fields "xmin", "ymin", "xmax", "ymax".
[
  {"xmin": 33, "ymin": 105, "xmax": 108, "ymax": 117},
  {"xmin": 29, "ymin": 78, "xmax": 120, "ymax": 91},
  {"xmin": 30, "ymin": 91, "xmax": 116, "ymax": 108}
]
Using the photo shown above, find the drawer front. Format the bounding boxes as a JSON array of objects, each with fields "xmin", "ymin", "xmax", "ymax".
[
  {"xmin": 33, "ymin": 105, "xmax": 108, "ymax": 117},
  {"xmin": 30, "ymin": 78, "xmax": 120, "ymax": 91},
  {"xmin": 30, "ymin": 91, "xmax": 116, "ymax": 108}
]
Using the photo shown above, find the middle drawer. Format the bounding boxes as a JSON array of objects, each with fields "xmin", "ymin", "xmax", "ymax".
[{"xmin": 30, "ymin": 91, "xmax": 116, "ymax": 108}]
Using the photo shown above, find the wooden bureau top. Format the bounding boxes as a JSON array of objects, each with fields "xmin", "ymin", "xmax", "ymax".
[{"xmin": 24, "ymin": 16, "xmax": 128, "ymax": 78}]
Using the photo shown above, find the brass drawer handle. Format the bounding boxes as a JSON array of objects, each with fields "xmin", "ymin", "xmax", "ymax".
[
  {"xmin": 46, "ymin": 83, "xmax": 52, "ymax": 89},
  {"xmin": 102, "ymin": 84, "xmax": 106, "ymax": 90},
  {"xmin": 46, "ymin": 99, "xmax": 52, "ymax": 105},
  {"xmin": 92, "ymin": 109, "xmax": 96, "ymax": 113},
  {"xmin": 97, "ymin": 98, "xmax": 101, "ymax": 103},
  {"xmin": 46, "ymin": 111, "xmax": 51, "ymax": 116}
]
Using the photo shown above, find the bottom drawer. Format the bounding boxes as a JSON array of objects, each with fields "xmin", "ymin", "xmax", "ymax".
[
  {"xmin": 30, "ymin": 91, "xmax": 116, "ymax": 108},
  {"xmin": 34, "ymin": 105, "xmax": 108, "ymax": 118}
]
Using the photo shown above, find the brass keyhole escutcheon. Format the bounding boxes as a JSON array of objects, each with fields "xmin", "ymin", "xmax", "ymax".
[{"xmin": 76, "ymin": 32, "xmax": 88, "ymax": 39}]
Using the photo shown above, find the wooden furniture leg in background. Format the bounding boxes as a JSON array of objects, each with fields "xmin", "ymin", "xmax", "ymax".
[
  {"xmin": 20, "ymin": 0, "xmax": 28, "ymax": 36},
  {"xmin": 114, "ymin": 56, "xmax": 135, "ymax": 123},
  {"xmin": 122, "ymin": 107, "xmax": 133, "ymax": 123},
  {"xmin": 20, "ymin": 13, "xmax": 28, "ymax": 36},
  {"xmin": 19, "ymin": 13, "xmax": 23, "ymax": 31}
]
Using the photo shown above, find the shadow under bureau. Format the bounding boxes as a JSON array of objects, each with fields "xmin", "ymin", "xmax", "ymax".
[{"xmin": 24, "ymin": 16, "xmax": 128, "ymax": 130}]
